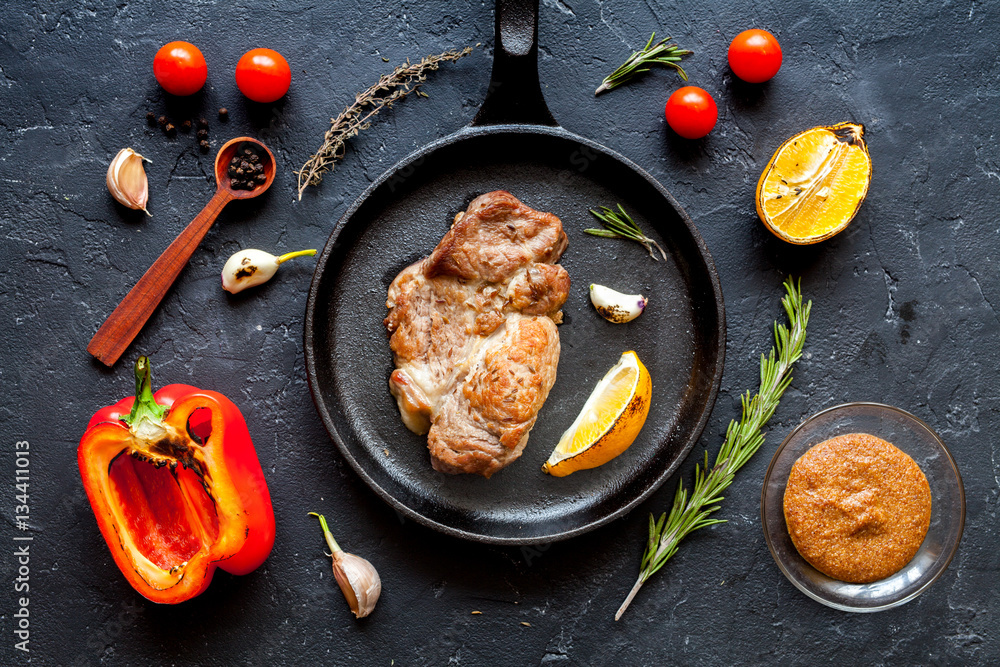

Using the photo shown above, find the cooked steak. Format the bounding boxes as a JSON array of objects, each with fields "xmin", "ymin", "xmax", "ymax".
[{"xmin": 384, "ymin": 191, "xmax": 569, "ymax": 477}]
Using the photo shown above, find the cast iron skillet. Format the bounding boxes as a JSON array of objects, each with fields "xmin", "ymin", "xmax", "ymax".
[{"xmin": 304, "ymin": 0, "xmax": 725, "ymax": 544}]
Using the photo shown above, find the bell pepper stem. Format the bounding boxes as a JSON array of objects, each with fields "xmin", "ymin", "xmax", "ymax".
[
  {"xmin": 123, "ymin": 356, "xmax": 168, "ymax": 430},
  {"xmin": 275, "ymin": 249, "xmax": 317, "ymax": 265},
  {"xmin": 308, "ymin": 512, "xmax": 342, "ymax": 553}
]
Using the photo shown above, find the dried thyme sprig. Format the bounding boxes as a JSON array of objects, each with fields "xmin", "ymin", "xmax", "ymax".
[
  {"xmin": 615, "ymin": 278, "xmax": 811, "ymax": 621},
  {"xmin": 586, "ymin": 204, "xmax": 667, "ymax": 261},
  {"xmin": 596, "ymin": 33, "xmax": 691, "ymax": 96},
  {"xmin": 295, "ymin": 46, "xmax": 475, "ymax": 200}
]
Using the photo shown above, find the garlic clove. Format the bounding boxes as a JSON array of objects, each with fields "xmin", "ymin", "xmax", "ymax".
[
  {"xmin": 222, "ymin": 249, "xmax": 279, "ymax": 293},
  {"xmin": 310, "ymin": 512, "xmax": 381, "ymax": 619},
  {"xmin": 107, "ymin": 148, "xmax": 151, "ymax": 215},
  {"xmin": 332, "ymin": 550, "xmax": 382, "ymax": 619},
  {"xmin": 221, "ymin": 248, "xmax": 316, "ymax": 294},
  {"xmin": 590, "ymin": 283, "xmax": 648, "ymax": 323}
]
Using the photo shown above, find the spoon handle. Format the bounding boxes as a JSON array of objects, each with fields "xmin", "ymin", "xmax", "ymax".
[{"xmin": 88, "ymin": 188, "xmax": 233, "ymax": 367}]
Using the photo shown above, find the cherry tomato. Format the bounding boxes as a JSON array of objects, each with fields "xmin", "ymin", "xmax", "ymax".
[
  {"xmin": 728, "ymin": 29, "xmax": 782, "ymax": 83},
  {"xmin": 664, "ymin": 86, "xmax": 718, "ymax": 139},
  {"xmin": 235, "ymin": 49, "xmax": 291, "ymax": 103},
  {"xmin": 153, "ymin": 41, "xmax": 207, "ymax": 96}
]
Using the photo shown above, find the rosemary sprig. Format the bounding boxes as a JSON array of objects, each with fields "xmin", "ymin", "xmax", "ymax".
[
  {"xmin": 615, "ymin": 277, "xmax": 811, "ymax": 621},
  {"xmin": 596, "ymin": 32, "xmax": 692, "ymax": 96},
  {"xmin": 295, "ymin": 46, "xmax": 475, "ymax": 200},
  {"xmin": 586, "ymin": 204, "xmax": 667, "ymax": 261}
]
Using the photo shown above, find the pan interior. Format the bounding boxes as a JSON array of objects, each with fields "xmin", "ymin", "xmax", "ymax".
[{"xmin": 307, "ymin": 129, "xmax": 722, "ymax": 542}]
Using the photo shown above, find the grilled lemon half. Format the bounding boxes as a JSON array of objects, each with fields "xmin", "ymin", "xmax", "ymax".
[{"xmin": 756, "ymin": 122, "xmax": 872, "ymax": 244}]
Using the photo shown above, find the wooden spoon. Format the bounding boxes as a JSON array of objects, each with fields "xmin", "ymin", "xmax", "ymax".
[{"xmin": 88, "ymin": 137, "xmax": 276, "ymax": 367}]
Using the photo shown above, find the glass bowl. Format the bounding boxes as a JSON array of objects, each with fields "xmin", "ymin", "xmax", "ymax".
[{"xmin": 761, "ymin": 402, "xmax": 965, "ymax": 612}]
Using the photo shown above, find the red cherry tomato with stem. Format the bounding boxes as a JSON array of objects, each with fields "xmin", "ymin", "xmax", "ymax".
[
  {"xmin": 153, "ymin": 41, "xmax": 208, "ymax": 96},
  {"xmin": 235, "ymin": 49, "xmax": 291, "ymax": 103},
  {"xmin": 665, "ymin": 86, "xmax": 718, "ymax": 140},
  {"xmin": 728, "ymin": 29, "xmax": 782, "ymax": 83}
]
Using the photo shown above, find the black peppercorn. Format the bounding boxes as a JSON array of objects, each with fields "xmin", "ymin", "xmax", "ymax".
[
  {"xmin": 197, "ymin": 118, "xmax": 209, "ymax": 130},
  {"xmin": 199, "ymin": 140, "xmax": 210, "ymax": 153},
  {"xmin": 196, "ymin": 129, "xmax": 209, "ymax": 140},
  {"xmin": 255, "ymin": 173, "xmax": 266, "ymax": 183},
  {"xmin": 248, "ymin": 153, "xmax": 259, "ymax": 164},
  {"xmin": 180, "ymin": 119, "xmax": 192, "ymax": 132},
  {"xmin": 146, "ymin": 111, "xmax": 157, "ymax": 126},
  {"xmin": 157, "ymin": 115, "xmax": 168, "ymax": 128},
  {"xmin": 218, "ymin": 108, "xmax": 229, "ymax": 121},
  {"xmin": 164, "ymin": 123, "xmax": 176, "ymax": 137}
]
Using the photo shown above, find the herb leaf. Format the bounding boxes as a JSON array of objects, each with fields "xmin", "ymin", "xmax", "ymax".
[
  {"xmin": 615, "ymin": 278, "xmax": 811, "ymax": 621},
  {"xmin": 586, "ymin": 204, "xmax": 667, "ymax": 261},
  {"xmin": 296, "ymin": 47, "xmax": 475, "ymax": 200},
  {"xmin": 596, "ymin": 33, "xmax": 692, "ymax": 96}
]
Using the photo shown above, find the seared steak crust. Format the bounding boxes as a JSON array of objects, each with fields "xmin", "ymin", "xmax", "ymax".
[{"xmin": 384, "ymin": 191, "xmax": 569, "ymax": 477}]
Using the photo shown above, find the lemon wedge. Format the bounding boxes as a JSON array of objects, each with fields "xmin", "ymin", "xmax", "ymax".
[
  {"xmin": 756, "ymin": 122, "xmax": 871, "ymax": 244},
  {"xmin": 542, "ymin": 351, "xmax": 651, "ymax": 477}
]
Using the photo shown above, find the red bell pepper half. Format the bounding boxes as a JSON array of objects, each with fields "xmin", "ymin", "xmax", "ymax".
[{"xmin": 78, "ymin": 357, "xmax": 275, "ymax": 604}]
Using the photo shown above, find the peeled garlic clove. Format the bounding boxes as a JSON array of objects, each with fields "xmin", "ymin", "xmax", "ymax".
[
  {"xmin": 221, "ymin": 248, "xmax": 317, "ymax": 294},
  {"xmin": 590, "ymin": 283, "xmax": 648, "ymax": 323},
  {"xmin": 107, "ymin": 148, "xmax": 151, "ymax": 215},
  {"xmin": 310, "ymin": 513, "xmax": 381, "ymax": 619},
  {"xmin": 222, "ymin": 249, "xmax": 278, "ymax": 293}
]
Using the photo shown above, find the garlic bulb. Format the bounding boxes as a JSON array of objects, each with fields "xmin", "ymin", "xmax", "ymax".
[
  {"xmin": 107, "ymin": 148, "xmax": 151, "ymax": 215},
  {"xmin": 221, "ymin": 248, "xmax": 317, "ymax": 294},
  {"xmin": 590, "ymin": 284, "xmax": 648, "ymax": 323},
  {"xmin": 309, "ymin": 513, "xmax": 381, "ymax": 619}
]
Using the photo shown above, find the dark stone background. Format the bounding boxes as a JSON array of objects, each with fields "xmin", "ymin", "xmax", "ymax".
[{"xmin": 1, "ymin": 0, "xmax": 997, "ymax": 664}]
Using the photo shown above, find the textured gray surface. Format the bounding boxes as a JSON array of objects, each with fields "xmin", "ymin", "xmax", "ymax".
[{"xmin": 1, "ymin": 0, "xmax": 997, "ymax": 664}]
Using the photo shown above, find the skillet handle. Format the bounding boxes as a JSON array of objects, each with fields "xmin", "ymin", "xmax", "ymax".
[{"xmin": 472, "ymin": 0, "xmax": 556, "ymax": 127}]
